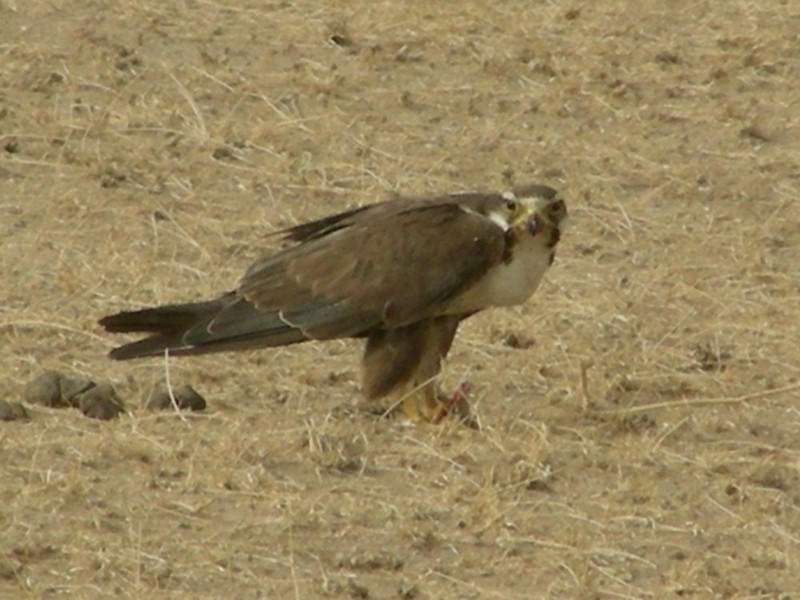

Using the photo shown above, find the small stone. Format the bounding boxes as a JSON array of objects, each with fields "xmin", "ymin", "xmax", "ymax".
[
  {"xmin": 655, "ymin": 50, "xmax": 680, "ymax": 64},
  {"xmin": 211, "ymin": 146, "xmax": 234, "ymax": 161},
  {"xmin": 500, "ymin": 331, "xmax": 535, "ymax": 350},
  {"xmin": 77, "ymin": 383, "xmax": 125, "ymax": 420},
  {"xmin": 24, "ymin": 371, "xmax": 63, "ymax": 407},
  {"xmin": 24, "ymin": 371, "xmax": 96, "ymax": 408},
  {"xmin": 329, "ymin": 33, "xmax": 353, "ymax": 47},
  {"xmin": 144, "ymin": 387, "xmax": 171, "ymax": 411},
  {"xmin": 59, "ymin": 376, "xmax": 96, "ymax": 407},
  {"xmin": 740, "ymin": 125, "xmax": 772, "ymax": 142},
  {"xmin": 144, "ymin": 384, "xmax": 206, "ymax": 412},
  {"xmin": 0, "ymin": 400, "xmax": 29, "ymax": 421}
]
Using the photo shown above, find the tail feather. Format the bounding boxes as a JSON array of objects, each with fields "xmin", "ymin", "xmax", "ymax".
[
  {"xmin": 98, "ymin": 299, "xmax": 225, "ymax": 333},
  {"xmin": 107, "ymin": 332, "xmax": 188, "ymax": 360},
  {"xmin": 99, "ymin": 293, "xmax": 308, "ymax": 360}
]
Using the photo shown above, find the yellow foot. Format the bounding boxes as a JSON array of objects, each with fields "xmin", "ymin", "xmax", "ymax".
[
  {"xmin": 399, "ymin": 382, "xmax": 478, "ymax": 428},
  {"xmin": 400, "ymin": 389, "xmax": 440, "ymax": 423}
]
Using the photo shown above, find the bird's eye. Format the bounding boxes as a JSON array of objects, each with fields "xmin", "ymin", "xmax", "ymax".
[{"xmin": 505, "ymin": 199, "xmax": 518, "ymax": 212}]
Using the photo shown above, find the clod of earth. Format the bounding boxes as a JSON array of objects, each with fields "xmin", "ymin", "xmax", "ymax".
[
  {"xmin": 24, "ymin": 370, "xmax": 95, "ymax": 408},
  {"xmin": 144, "ymin": 384, "xmax": 207, "ymax": 412},
  {"xmin": 77, "ymin": 382, "xmax": 126, "ymax": 420},
  {"xmin": 0, "ymin": 400, "xmax": 29, "ymax": 422}
]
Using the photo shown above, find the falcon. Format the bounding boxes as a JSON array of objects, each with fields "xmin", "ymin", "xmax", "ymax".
[{"xmin": 99, "ymin": 184, "xmax": 567, "ymax": 423}]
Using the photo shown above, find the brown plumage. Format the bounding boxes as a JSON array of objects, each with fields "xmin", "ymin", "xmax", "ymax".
[{"xmin": 99, "ymin": 184, "xmax": 567, "ymax": 421}]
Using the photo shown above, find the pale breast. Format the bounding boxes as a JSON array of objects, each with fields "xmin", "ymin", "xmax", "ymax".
[{"xmin": 446, "ymin": 235, "xmax": 554, "ymax": 313}]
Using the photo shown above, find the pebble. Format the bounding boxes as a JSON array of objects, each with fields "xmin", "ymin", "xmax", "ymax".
[
  {"xmin": 77, "ymin": 382, "xmax": 126, "ymax": 420},
  {"xmin": 144, "ymin": 384, "xmax": 206, "ymax": 412},
  {"xmin": 24, "ymin": 370, "xmax": 95, "ymax": 408},
  {"xmin": 0, "ymin": 400, "xmax": 29, "ymax": 421}
]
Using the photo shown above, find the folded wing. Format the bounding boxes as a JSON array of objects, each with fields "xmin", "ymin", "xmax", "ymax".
[{"xmin": 100, "ymin": 202, "xmax": 506, "ymax": 359}]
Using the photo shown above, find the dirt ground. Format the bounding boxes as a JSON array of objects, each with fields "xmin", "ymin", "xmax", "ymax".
[{"xmin": 2, "ymin": 1, "xmax": 799, "ymax": 598}]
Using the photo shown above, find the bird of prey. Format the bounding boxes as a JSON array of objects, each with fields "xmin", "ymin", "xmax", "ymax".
[{"xmin": 99, "ymin": 184, "xmax": 567, "ymax": 423}]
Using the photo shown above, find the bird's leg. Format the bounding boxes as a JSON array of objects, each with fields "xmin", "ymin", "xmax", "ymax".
[{"xmin": 400, "ymin": 379, "xmax": 443, "ymax": 423}]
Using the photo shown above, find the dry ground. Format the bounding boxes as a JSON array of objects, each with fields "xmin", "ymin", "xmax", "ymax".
[{"xmin": 2, "ymin": 1, "xmax": 799, "ymax": 598}]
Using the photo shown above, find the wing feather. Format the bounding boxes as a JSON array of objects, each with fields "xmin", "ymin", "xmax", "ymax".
[
  {"xmin": 101, "ymin": 197, "xmax": 509, "ymax": 359},
  {"xmin": 237, "ymin": 203, "xmax": 506, "ymax": 339}
]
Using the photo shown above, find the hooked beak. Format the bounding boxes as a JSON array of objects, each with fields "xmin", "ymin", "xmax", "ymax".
[{"xmin": 513, "ymin": 197, "xmax": 567, "ymax": 238}]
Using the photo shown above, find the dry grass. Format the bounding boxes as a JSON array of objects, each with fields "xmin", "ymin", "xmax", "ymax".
[{"xmin": 2, "ymin": 0, "xmax": 799, "ymax": 598}]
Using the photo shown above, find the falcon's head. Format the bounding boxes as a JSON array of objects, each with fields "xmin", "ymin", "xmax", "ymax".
[{"xmin": 497, "ymin": 184, "xmax": 567, "ymax": 249}]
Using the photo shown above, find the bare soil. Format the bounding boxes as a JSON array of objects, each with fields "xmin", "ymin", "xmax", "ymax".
[{"xmin": 2, "ymin": 1, "xmax": 799, "ymax": 598}]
